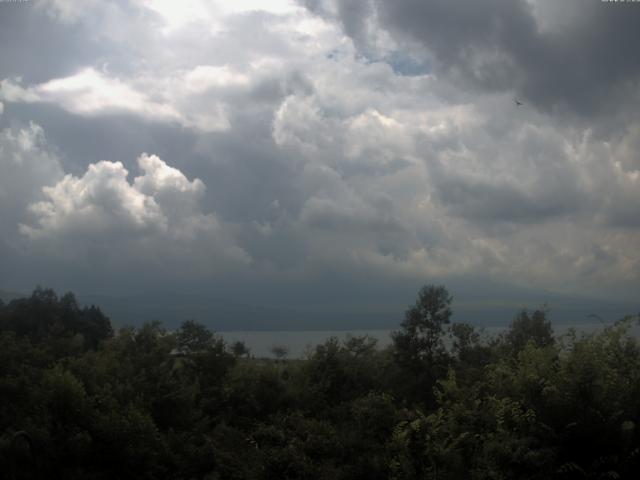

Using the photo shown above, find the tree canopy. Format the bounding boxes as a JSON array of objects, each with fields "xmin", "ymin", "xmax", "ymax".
[{"xmin": 1, "ymin": 285, "xmax": 639, "ymax": 479}]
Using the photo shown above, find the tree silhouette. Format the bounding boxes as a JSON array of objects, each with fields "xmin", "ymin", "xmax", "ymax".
[{"xmin": 393, "ymin": 284, "xmax": 452, "ymax": 363}]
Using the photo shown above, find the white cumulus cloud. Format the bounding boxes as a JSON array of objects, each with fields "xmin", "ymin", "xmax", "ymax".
[{"xmin": 19, "ymin": 153, "xmax": 251, "ymax": 270}]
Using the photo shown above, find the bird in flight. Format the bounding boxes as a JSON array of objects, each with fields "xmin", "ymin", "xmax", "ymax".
[{"xmin": 515, "ymin": 98, "xmax": 524, "ymax": 106}]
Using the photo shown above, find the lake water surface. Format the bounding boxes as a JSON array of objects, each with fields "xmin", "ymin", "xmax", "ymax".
[{"xmin": 220, "ymin": 322, "xmax": 625, "ymax": 358}]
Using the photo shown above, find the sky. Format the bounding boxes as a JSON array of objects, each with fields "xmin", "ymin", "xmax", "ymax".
[{"xmin": 0, "ymin": 0, "xmax": 639, "ymax": 330}]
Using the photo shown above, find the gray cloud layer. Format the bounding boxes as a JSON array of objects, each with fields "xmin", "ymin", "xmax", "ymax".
[
  {"xmin": 372, "ymin": 0, "xmax": 640, "ymax": 118},
  {"xmin": 0, "ymin": 0, "xmax": 638, "ymax": 327}
]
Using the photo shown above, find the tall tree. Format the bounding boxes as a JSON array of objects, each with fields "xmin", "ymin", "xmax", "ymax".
[
  {"xmin": 392, "ymin": 284, "xmax": 453, "ymax": 406},
  {"xmin": 393, "ymin": 284, "xmax": 453, "ymax": 364}
]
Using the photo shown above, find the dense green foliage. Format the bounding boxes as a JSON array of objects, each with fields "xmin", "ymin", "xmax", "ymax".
[{"xmin": 1, "ymin": 286, "xmax": 639, "ymax": 479}]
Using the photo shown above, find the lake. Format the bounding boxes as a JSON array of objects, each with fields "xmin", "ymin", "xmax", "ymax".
[{"xmin": 219, "ymin": 322, "xmax": 625, "ymax": 358}]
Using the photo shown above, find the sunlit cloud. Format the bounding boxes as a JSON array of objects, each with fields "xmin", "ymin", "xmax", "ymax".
[{"xmin": 0, "ymin": 0, "xmax": 638, "ymax": 322}]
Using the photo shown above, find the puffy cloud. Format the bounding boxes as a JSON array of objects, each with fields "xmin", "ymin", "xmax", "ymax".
[
  {"xmin": 0, "ymin": 0, "xmax": 638, "ymax": 315},
  {"xmin": 266, "ymin": 45, "xmax": 640, "ymax": 296},
  {"xmin": 0, "ymin": 68, "xmax": 232, "ymax": 131},
  {"xmin": 1, "ymin": 0, "xmax": 342, "ymax": 133},
  {"xmin": 20, "ymin": 159, "xmax": 167, "ymax": 239},
  {"xmin": 19, "ymin": 153, "xmax": 250, "ymax": 271},
  {"xmin": 142, "ymin": 0, "xmax": 299, "ymax": 33}
]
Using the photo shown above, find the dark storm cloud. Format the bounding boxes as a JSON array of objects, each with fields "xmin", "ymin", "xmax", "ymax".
[
  {"xmin": 518, "ymin": 1, "xmax": 640, "ymax": 117},
  {"xmin": 374, "ymin": 0, "xmax": 534, "ymax": 89},
  {"xmin": 319, "ymin": 0, "xmax": 640, "ymax": 117},
  {"xmin": 334, "ymin": 0, "xmax": 373, "ymax": 52},
  {"xmin": 300, "ymin": 0, "xmax": 383, "ymax": 57}
]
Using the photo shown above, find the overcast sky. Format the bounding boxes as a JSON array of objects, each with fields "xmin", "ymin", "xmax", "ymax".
[{"xmin": 1, "ymin": 0, "xmax": 639, "ymax": 329}]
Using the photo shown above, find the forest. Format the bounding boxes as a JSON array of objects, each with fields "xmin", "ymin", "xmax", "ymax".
[{"xmin": 1, "ymin": 285, "xmax": 639, "ymax": 479}]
